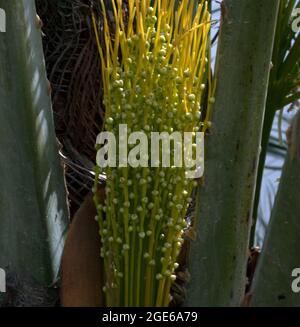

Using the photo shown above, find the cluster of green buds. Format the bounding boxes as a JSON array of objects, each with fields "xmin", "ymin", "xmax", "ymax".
[{"xmin": 92, "ymin": 0, "xmax": 212, "ymax": 307}]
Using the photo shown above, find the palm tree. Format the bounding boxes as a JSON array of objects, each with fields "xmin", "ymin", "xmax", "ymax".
[{"xmin": 0, "ymin": 0, "xmax": 299, "ymax": 307}]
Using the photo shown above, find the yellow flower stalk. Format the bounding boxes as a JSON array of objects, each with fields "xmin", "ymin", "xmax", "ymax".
[{"xmin": 92, "ymin": 0, "xmax": 211, "ymax": 307}]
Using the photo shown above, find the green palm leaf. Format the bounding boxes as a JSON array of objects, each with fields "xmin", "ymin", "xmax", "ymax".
[{"xmin": 0, "ymin": 0, "xmax": 69, "ymax": 306}]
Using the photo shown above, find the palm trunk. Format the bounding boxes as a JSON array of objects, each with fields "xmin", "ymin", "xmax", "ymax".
[{"xmin": 185, "ymin": 0, "xmax": 280, "ymax": 307}]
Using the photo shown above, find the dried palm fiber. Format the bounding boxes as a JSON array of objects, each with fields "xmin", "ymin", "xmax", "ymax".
[{"xmin": 35, "ymin": 0, "xmax": 106, "ymax": 216}]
